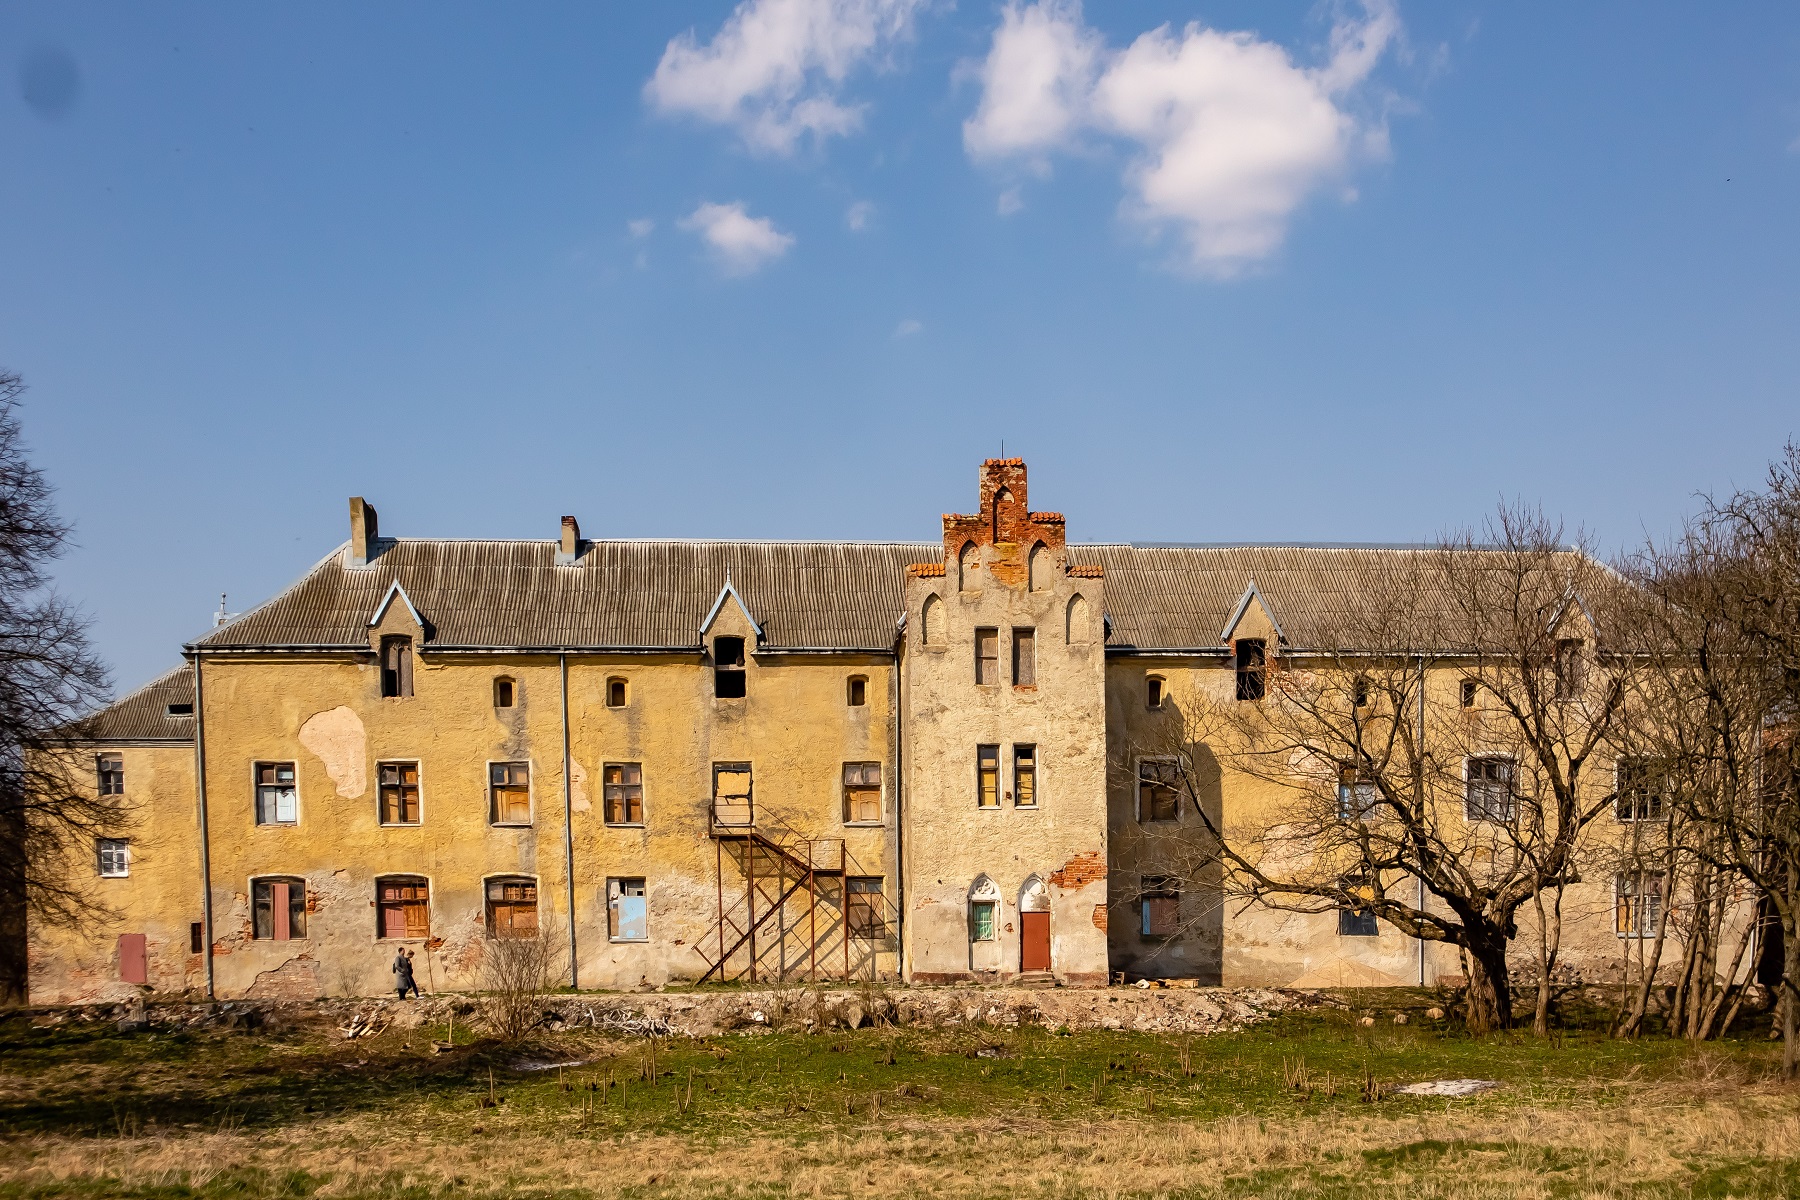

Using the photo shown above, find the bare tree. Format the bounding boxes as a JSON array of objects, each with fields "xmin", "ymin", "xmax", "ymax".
[
  {"xmin": 481, "ymin": 917, "xmax": 565, "ymax": 1042},
  {"xmin": 0, "ymin": 371, "xmax": 113, "ymax": 1002},
  {"xmin": 1121, "ymin": 507, "xmax": 1627, "ymax": 1034}
]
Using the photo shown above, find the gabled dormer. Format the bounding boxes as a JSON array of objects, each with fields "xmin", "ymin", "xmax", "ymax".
[
  {"xmin": 367, "ymin": 581, "xmax": 426, "ymax": 698},
  {"xmin": 701, "ymin": 574, "xmax": 762, "ymax": 700}
]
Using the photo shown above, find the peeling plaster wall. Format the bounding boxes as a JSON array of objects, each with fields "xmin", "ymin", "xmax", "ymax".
[
  {"xmin": 27, "ymin": 743, "xmax": 203, "ymax": 1003},
  {"xmin": 902, "ymin": 461, "xmax": 1109, "ymax": 986}
]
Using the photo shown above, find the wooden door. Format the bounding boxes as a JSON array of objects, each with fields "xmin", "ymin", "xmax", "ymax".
[
  {"xmin": 118, "ymin": 933, "xmax": 147, "ymax": 985},
  {"xmin": 1020, "ymin": 911, "xmax": 1051, "ymax": 972}
]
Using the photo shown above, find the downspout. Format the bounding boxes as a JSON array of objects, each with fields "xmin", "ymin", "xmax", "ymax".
[
  {"xmin": 1418, "ymin": 652, "xmax": 1427, "ymax": 987},
  {"xmin": 891, "ymin": 622, "xmax": 906, "ymax": 980},
  {"xmin": 190, "ymin": 652, "xmax": 215, "ymax": 1001},
  {"xmin": 560, "ymin": 653, "xmax": 578, "ymax": 990}
]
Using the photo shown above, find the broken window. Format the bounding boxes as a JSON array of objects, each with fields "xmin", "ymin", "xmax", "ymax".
[
  {"xmin": 976, "ymin": 745, "xmax": 1000, "ymax": 809},
  {"xmin": 1012, "ymin": 627, "xmax": 1036, "ymax": 687},
  {"xmin": 1337, "ymin": 762, "xmax": 1378, "ymax": 820},
  {"xmin": 1013, "ymin": 744, "xmax": 1037, "ymax": 807},
  {"xmin": 608, "ymin": 877, "xmax": 647, "ymax": 941},
  {"xmin": 1464, "ymin": 756, "xmax": 1516, "ymax": 822},
  {"xmin": 713, "ymin": 636, "xmax": 746, "ymax": 698},
  {"xmin": 1616, "ymin": 871, "xmax": 1664, "ymax": 938},
  {"xmin": 1338, "ymin": 877, "xmax": 1379, "ymax": 937},
  {"xmin": 254, "ymin": 762, "xmax": 297, "ymax": 825},
  {"xmin": 489, "ymin": 761, "xmax": 531, "ymax": 825},
  {"xmin": 607, "ymin": 677, "xmax": 627, "ymax": 708},
  {"xmin": 1138, "ymin": 759, "xmax": 1180, "ymax": 822},
  {"xmin": 1554, "ymin": 637, "xmax": 1585, "ymax": 699},
  {"xmin": 1146, "ymin": 675, "xmax": 1164, "ymax": 710},
  {"xmin": 252, "ymin": 877, "xmax": 307, "ymax": 940},
  {"xmin": 97, "ymin": 754, "xmax": 124, "ymax": 796},
  {"xmin": 1616, "ymin": 758, "xmax": 1667, "ymax": 822},
  {"xmin": 842, "ymin": 762, "xmax": 882, "ymax": 823},
  {"xmin": 493, "ymin": 676, "xmax": 515, "ymax": 708},
  {"xmin": 486, "ymin": 876, "xmax": 539, "ymax": 938},
  {"xmin": 847, "ymin": 876, "xmax": 886, "ymax": 940},
  {"xmin": 1140, "ymin": 876, "xmax": 1179, "ymax": 937},
  {"xmin": 1460, "ymin": 678, "xmax": 1478, "ymax": 708},
  {"xmin": 603, "ymin": 762, "xmax": 644, "ymax": 825},
  {"xmin": 380, "ymin": 635, "xmax": 414, "ymax": 698},
  {"xmin": 96, "ymin": 837, "xmax": 129, "ymax": 878},
  {"xmin": 376, "ymin": 876, "xmax": 430, "ymax": 939},
  {"xmin": 1234, "ymin": 639, "xmax": 1266, "ymax": 702},
  {"xmin": 1352, "ymin": 676, "xmax": 1370, "ymax": 708},
  {"xmin": 847, "ymin": 675, "xmax": 867, "ymax": 707},
  {"xmin": 378, "ymin": 761, "xmax": 420, "ymax": 825},
  {"xmin": 975, "ymin": 627, "xmax": 999, "ymax": 685},
  {"xmin": 713, "ymin": 763, "xmax": 752, "ymax": 826}
]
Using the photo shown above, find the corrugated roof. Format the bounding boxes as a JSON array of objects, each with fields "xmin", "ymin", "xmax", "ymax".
[{"xmin": 88, "ymin": 665, "xmax": 195, "ymax": 743}]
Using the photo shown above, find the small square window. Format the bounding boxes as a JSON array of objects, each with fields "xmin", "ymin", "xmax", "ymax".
[
  {"xmin": 608, "ymin": 877, "xmax": 647, "ymax": 941},
  {"xmin": 607, "ymin": 677, "xmax": 627, "ymax": 708},
  {"xmin": 604, "ymin": 763, "xmax": 644, "ymax": 825},
  {"xmin": 847, "ymin": 675, "xmax": 867, "ymax": 707},
  {"xmin": 489, "ymin": 762, "xmax": 531, "ymax": 825},
  {"xmin": 254, "ymin": 762, "xmax": 297, "ymax": 825},
  {"xmin": 1235, "ymin": 639, "xmax": 1266, "ymax": 702},
  {"xmin": 1554, "ymin": 638, "xmax": 1585, "ymax": 699},
  {"xmin": 97, "ymin": 838, "xmax": 129, "ymax": 878},
  {"xmin": 97, "ymin": 754, "xmax": 124, "ymax": 796},
  {"xmin": 493, "ymin": 676, "xmax": 515, "ymax": 708}
]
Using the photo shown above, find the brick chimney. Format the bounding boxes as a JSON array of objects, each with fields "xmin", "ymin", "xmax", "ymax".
[
  {"xmin": 347, "ymin": 497, "xmax": 380, "ymax": 568},
  {"xmin": 556, "ymin": 515, "xmax": 582, "ymax": 566}
]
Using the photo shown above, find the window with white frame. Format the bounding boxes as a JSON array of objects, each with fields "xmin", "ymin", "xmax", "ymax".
[
  {"xmin": 254, "ymin": 762, "xmax": 297, "ymax": 825},
  {"xmin": 1615, "ymin": 758, "xmax": 1667, "ymax": 822},
  {"xmin": 1337, "ymin": 762, "xmax": 1378, "ymax": 820},
  {"xmin": 1615, "ymin": 870, "xmax": 1665, "ymax": 938},
  {"xmin": 96, "ymin": 838, "xmax": 129, "ymax": 878}
]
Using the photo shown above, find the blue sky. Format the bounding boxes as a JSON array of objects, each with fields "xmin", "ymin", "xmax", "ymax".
[{"xmin": 2, "ymin": 1, "xmax": 1797, "ymax": 692}]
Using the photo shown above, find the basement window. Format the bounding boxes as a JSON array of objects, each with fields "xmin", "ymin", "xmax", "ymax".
[
  {"xmin": 975, "ymin": 627, "xmax": 999, "ymax": 685},
  {"xmin": 1140, "ymin": 876, "xmax": 1179, "ymax": 938},
  {"xmin": 380, "ymin": 635, "xmax": 414, "ymax": 698},
  {"xmin": 378, "ymin": 761, "xmax": 421, "ymax": 825},
  {"xmin": 1138, "ymin": 759, "xmax": 1180, "ymax": 822},
  {"xmin": 254, "ymin": 762, "xmax": 298, "ymax": 826},
  {"xmin": 376, "ymin": 876, "xmax": 430, "ymax": 939},
  {"xmin": 486, "ymin": 877, "xmax": 539, "ymax": 939},
  {"xmin": 848, "ymin": 876, "xmax": 886, "ymax": 940},
  {"xmin": 489, "ymin": 762, "xmax": 532, "ymax": 825},
  {"xmin": 97, "ymin": 754, "xmax": 124, "ymax": 796},
  {"xmin": 608, "ymin": 877, "xmax": 647, "ymax": 941},
  {"xmin": 603, "ymin": 762, "xmax": 644, "ymax": 825},
  {"xmin": 1234, "ymin": 639, "xmax": 1266, "ymax": 702},
  {"xmin": 493, "ymin": 676, "xmax": 515, "ymax": 708},
  {"xmin": 843, "ymin": 762, "xmax": 882, "ymax": 824},
  {"xmin": 252, "ymin": 877, "xmax": 307, "ymax": 941},
  {"xmin": 96, "ymin": 838, "xmax": 129, "ymax": 878},
  {"xmin": 713, "ymin": 636, "xmax": 746, "ymax": 698}
]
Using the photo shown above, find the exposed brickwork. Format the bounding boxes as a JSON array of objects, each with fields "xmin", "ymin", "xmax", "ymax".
[
  {"xmin": 940, "ymin": 460, "xmax": 1070, "ymax": 591},
  {"xmin": 1049, "ymin": 851, "xmax": 1107, "ymax": 889},
  {"xmin": 1091, "ymin": 904, "xmax": 1108, "ymax": 932}
]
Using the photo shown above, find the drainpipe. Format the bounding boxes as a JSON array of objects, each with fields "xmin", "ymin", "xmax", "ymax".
[
  {"xmin": 560, "ymin": 653, "xmax": 578, "ymax": 990},
  {"xmin": 891, "ymin": 629, "xmax": 906, "ymax": 980},
  {"xmin": 1418, "ymin": 652, "xmax": 1427, "ymax": 988},
  {"xmin": 190, "ymin": 653, "xmax": 215, "ymax": 1001}
]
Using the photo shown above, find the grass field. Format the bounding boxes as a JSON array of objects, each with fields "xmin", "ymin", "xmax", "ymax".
[{"xmin": 1, "ymin": 991, "xmax": 1796, "ymax": 1198}]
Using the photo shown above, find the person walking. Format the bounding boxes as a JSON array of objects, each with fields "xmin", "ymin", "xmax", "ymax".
[{"xmin": 392, "ymin": 947, "xmax": 421, "ymax": 999}]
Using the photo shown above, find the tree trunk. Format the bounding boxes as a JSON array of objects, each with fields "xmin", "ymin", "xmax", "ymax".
[
  {"xmin": 1784, "ymin": 912, "xmax": 1800, "ymax": 1080},
  {"xmin": 1465, "ymin": 941, "xmax": 1513, "ymax": 1035},
  {"xmin": 1532, "ymin": 887, "xmax": 1563, "ymax": 1037}
]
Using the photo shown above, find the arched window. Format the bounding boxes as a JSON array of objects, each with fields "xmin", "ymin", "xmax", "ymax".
[
  {"xmin": 606, "ymin": 676, "xmax": 627, "ymax": 708},
  {"xmin": 1066, "ymin": 595, "xmax": 1091, "ymax": 645},
  {"xmin": 1146, "ymin": 674, "xmax": 1165, "ymax": 709},
  {"xmin": 493, "ymin": 676, "xmax": 515, "ymax": 708},
  {"xmin": 957, "ymin": 542, "xmax": 978, "ymax": 592},
  {"xmin": 992, "ymin": 487, "xmax": 1011, "ymax": 543},
  {"xmin": 921, "ymin": 594, "xmax": 945, "ymax": 646},
  {"xmin": 968, "ymin": 875, "xmax": 1001, "ymax": 943},
  {"xmin": 1019, "ymin": 875, "xmax": 1049, "ymax": 913},
  {"xmin": 846, "ymin": 675, "xmax": 867, "ymax": 706},
  {"xmin": 1028, "ymin": 542, "xmax": 1049, "ymax": 592}
]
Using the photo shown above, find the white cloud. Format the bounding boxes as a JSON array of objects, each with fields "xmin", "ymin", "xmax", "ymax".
[
  {"xmin": 965, "ymin": 0, "xmax": 1401, "ymax": 275},
  {"xmin": 646, "ymin": 0, "xmax": 926, "ymax": 155},
  {"xmin": 894, "ymin": 318, "xmax": 923, "ymax": 336},
  {"xmin": 996, "ymin": 186, "xmax": 1024, "ymax": 216},
  {"xmin": 627, "ymin": 218, "xmax": 655, "ymax": 238},
  {"xmin": 846, "ymin": 200, "xmax": 875, "ymax": 230},
  {"xmin": 679, "ymin": 201, "xmax": 796, "ymax": 274}
]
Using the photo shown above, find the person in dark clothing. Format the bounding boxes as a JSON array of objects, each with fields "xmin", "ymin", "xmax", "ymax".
[{"xmin": 393, "ymin": 947, "xmax": 421, "ymax": 999}]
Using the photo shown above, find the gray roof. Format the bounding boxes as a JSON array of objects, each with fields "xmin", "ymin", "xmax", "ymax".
[{"xmin": 88, "ymin": 666, "xmax": 196, "ymax": 743}]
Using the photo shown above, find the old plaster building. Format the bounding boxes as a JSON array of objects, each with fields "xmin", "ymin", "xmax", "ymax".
[{"xmin": 29, "ymin": 459, "xmax": 1663, "ymax": 1002}]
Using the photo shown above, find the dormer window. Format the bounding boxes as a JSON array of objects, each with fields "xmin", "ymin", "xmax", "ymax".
[
  {"xmin": 380, "ymin": 636, "xmax": 413, "ymax": 698},
  {"xmin": 607, "ymin": 677, "xmax": 628, "ymax": 707},
  {"xmin": 493, "ymin": 676, "xmax": 515, "ymax": 708},
  {"xmin": 1554, "ymin": 638, "xmax": 1585, "ymax": 699},
  {"xmin": 1234, "ymin": 639, "xmax": 1266, "ymax": 702},
  {"xmin": 166, "ymin": 702, "xmax": 194, "ymax": 717},
  {"xmin": 713, "ymin": 636, "xmax": 746, "ymax": 699}
]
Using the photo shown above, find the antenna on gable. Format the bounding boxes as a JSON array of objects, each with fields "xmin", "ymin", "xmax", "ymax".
[{"xmin": 213, "ymin": 593, "xmax": 238, "ymax": 628}]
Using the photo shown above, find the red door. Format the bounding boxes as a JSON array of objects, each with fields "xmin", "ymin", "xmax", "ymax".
[
  {"xmin": 118, "ymin": 934, "xmax": 147, "ymax": 985},
  {"xmin": 1020, "ymin": 911, "xmax": 1051, "ymax": 972}
]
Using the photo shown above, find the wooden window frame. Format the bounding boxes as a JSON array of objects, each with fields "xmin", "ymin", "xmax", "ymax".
[
  {"xmin": 976, "ymin": 744, "xmax": 1000, "ymax": 809},
  {"xmin": 1615, "ymin": 870, "xmax": 1665, "ymax": 939},
  {"xmin": 847, "ymin": 876, "xmax": 886, "ymax": 940},
  {"xmin": 1012, "ymin": 744, "xmax": 1037, "ymax": 808},
  {"xmin": 1464, "ymin": 756, "xmax": 1516, "ymax": 823},
  {"xmin": 1137, "ymin": 757, "xmax": 1181, "ymax": 823},
  {"xmin": 1140, "ymin": 875, "xmax": 1180, "ymax": 938},
  {"xmin": 252, "ymin": 876, "xmax": 307, "ymax": 941},
  {"xmin": 97, "ymin": 754, "xmax": 124, "ymax": 797},
  {"xmin": 254, "ymin": 761, "xmax": 298, "ymax": 826},
  {"xmin": 603, "ymin": 762, "xmax": 645, "ymax": 826},
  {"xmin": 488, "ymin": 761, "xmax": 533, "ymax": 826},
  {"xmin": 378, "ymin": 760, "xmax": 421, "ymax": 826},
  {"xmin": 485, "ymin": 875, "xmax": 540, "ymax": 939},
  {"xmin": 842, "ymin": 762, "xmax": 882, "ymax": 825},
  {"xmin": 974, "ymin": 627, "xmax": 999, "ymax": 686},
  {"xmin": 1012, "ymin": 627, "xmax": 1036, "ymax": 688},
  {"xmin": 376, "ymin": 876, "xmax": 431, "ymax": 940},
  {"xmin": 380, "ymin": 635, "xmax": 414, "ymax": 699}
]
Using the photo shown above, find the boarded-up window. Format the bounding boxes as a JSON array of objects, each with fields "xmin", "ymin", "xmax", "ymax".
[
  {"xmin": 97, "ymin": 754, "xmax": 124, "ymax": 796},
  {"xmin": 1013, "ymin": 744, "xmax": 1037, "ymax": 807},
  {"xmin": 1465, "ymin": 756, "xmax": 1515, "ymax": 822},
  {"xmin": 713, "ymin": 636, "xmax": 746, "ymax": 698},
  {"xmin": 118, "ymin": 933, "xmax": 147, "ymax": 985},
  {"xmin": 1138, "ymin": 759, "xmax": 1180, "ymax": 822},
  {"xmin": 490, "ymin": 762, "xmax": 531, "ymax": 824},
  {"xmin": 848, "ymin": 876, "xmax": 885, "ymax": 940},
  {"xmin": 377, "ymin": 877, "xmax": 430, "ymax": 939},
  {"xmin": 254, "ymin": 762, "xmax": 297, "ymax": 825},
  {"xmin": 379, "ymin": 761, "xmax": 420, "ymax": 825},
  {"xmin": 843, "ymin": 762, "xmax": 881, "ymax": 823},
  {"xmin": 1554, "ymin": 637, "xmax": 1585, "ymax": 699},
  {"xmin": 487, "ymin": 877, "xmax": 539, "ymax": 938},
  {"xmin": 1235, "ymin": 639, "xmax": 1266, "ymax": 701},
  {"xmin": 713, "ymin": 763, "xmax": 752, "ymax": 826},
  {"xmin": 380, "ymin": 635, "xmax": 414, "ymax": 698},
  {"xmin": 976, "ymin": 745, "xmax": 1000, "ymax": 809},
  {"xmin": 604, "ymin": 763, "xmax": 644, "ymax": 824},
  {"xmin": 1141, "ymin": 876, "xmax": 1179, "ymax": 937},
  {"xmin": 97, "ymin": 837, "xmax": 129, "ymax": 878},
  {"xmin": 1616, "ymin": 758, "xmax": 1667, "ymax": 822},
  {"xmin": 1616, "ymin": 871, "xmax": 1664, "ymax": 938},
  {"xmin": 608, "ymin": 877, "xmax": 647, "ymax": 941},
  {"xmin": 1028, "ymin": 542, "xmax": 1049, "ymax": 592},
  {"xmin": 922, "ymin": 594, "xmax": 945, "ymax": 645},
  {"xmin": 1012, "ymin": 627, "xmax": 1036, "ymax": 686},
  {"xmin": 253, "ymin": 878, "xmax": 307, "ymax": 940},
  {"xmin": 975, "ymin": 628, "xmax": 999, "ymax": 685},
  {"xmin": 958, "ymin": 543, "xmax": 977, "ymax": 592}
]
